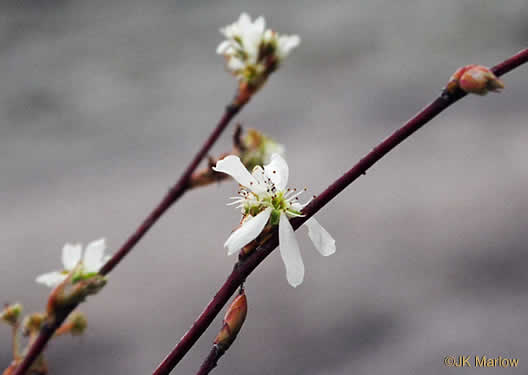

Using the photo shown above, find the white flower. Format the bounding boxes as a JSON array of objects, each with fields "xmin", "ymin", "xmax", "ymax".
[
  {"xmin": 213, "ymin": 154, "xmax": 335, "ymax": 287},
  {"xmin": 217, "ymin": 13, "xmax": 300, "ymax": 84},
  {"xmin": 36, "ymin": 239, "xmax": 109, "ymax": 288}
]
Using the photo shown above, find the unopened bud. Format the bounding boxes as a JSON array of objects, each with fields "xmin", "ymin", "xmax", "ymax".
[
  {"xmin": 1, "ymin": 303, "xmax": 22, "ymax": 326},
  {"xmin": 214, "ymin": 290, "xmax": 248, "ymax": 349},
  {"xmin": 56, "ymin": 311, "xmax": 88, "ymax": 336},
  {"xmin": 240, "ymin": 129, "xmax": 284, "ymax": 172},
  {"xmin": 22, "ymin": 313, "xmax": 45, "ymax": 335},
  {"xmin": 447, "ymin": 64, "xmax": 504, "ymax": 95},
  {"xmin": 48, "ymin": 274, "xmax": 107, "ymax": 316},
  {"xmin": 69, "ymin": 312, "xmax": 88, "ymax": 335}
]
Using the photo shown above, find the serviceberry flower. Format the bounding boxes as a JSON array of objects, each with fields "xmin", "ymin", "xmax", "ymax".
[
  {"xmin": 213, "ymin": 154, "xmax": 335, "ymax": 287},
  {"xmin": 36, "ymin": 239, "xmax": 109, "ymax": 288},
  {"xmin": 217, "ymin": 13, "xmax": 300, "ymax": 90}
]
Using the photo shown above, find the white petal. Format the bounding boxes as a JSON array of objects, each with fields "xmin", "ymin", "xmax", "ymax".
[
  {"xmin": 241, "ymin": 30, "xmax": 261, "ymax": 61},
  {"xmin": 216, "ymin": 40, "xmax": 233, "ymax": 55},
  {"xmin": 213, "ymin": 155, "xmax": 261, "ymax": 190},
  {"xmin": 264, "ymin": 153, "xmax": 289, "ymax": 191},
  {"xmin": 253, "ymin": 16, "xmax": 266, "ymax": 34},
  {"xmin": 227, "ymin": 57, "xmax": 245, "ymax": 72},
  {"xmin": 279, "ymin": 213, "xmax": 304, "ymax": 287},
  {"xmin": 305, "ymin": 218, "xmax": 336, "ymax": 256},
  {"xmin": 278, "ymin": 35, "xmax": 300, "ymax": 59},
  {"xmin": 36, "ymin": 271, "xmax": 67, "ymax": 288},
  {"xmin": 62, "ymin": 243, "xmax": 82, "ymax": 271},
  {"xmin": 83, "ymin": 238, "xmax": 106, "ymax": 273},
  {"xmin": 238, "ymin": 13, "xmax": 252, "ymax": 31},
  {"xmin": 224, "ymin": 208, "xmax": 272, "ymax": 255},
  {"xmin": 220, "ymin": 24, "xmax": 237, "ymax": 39},
  {"xmin": 263, "ymin": 29, "xmax": 274, "ymax": 43}
]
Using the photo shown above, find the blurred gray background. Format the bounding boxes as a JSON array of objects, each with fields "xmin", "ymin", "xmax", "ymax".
[{"xmin": 1, "ymin": 0, "xmax": 528, "ymax": 374}]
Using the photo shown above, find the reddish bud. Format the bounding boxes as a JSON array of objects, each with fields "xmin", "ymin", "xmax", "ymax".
[
  {"xmin": 447, "ymin": 64, "xmax": 504, "ymax": 95},
  {"xmin": 214, "ymin": 291, "xmax": 248, "ymax": 349}
]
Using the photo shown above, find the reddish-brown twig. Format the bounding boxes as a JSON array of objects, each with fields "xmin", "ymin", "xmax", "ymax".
[
  {"xmin": 196, "ymin": 346, "xmax": 224, "ymax": 375},
  {"xmin": 152, "ymin": 48, "xmax": 528, "ymax": 375}
]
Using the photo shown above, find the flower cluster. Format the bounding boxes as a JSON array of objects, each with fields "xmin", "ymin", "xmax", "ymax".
[
  {"xmin": 36, "ymin": 239, "xmax": 110, "ymax": 288},
  {"xmin": 214, "ymin": 154, "xmax": 335, "ymax": 287},
  {"xmin": 217, "ymin": 13, "xmax": 300, "ymax": 89}
]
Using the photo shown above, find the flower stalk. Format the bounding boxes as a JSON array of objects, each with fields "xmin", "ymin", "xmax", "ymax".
[{"xmin": 151, "ymin": 48, "xmax": 528, "ymax": 375}]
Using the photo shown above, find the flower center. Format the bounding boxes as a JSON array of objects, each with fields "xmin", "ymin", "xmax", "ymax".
[{"xmin": 232, "ymin": 180, "xmax": 306, "ymax": 225}]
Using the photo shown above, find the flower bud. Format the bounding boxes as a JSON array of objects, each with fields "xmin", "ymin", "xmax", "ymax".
[
  {"xmin": 69, "ymin": 312, "xmax": 88, "ymax": 336},
  {"xmin": 447, "ymin": 64, "xmax": 504, "ymax": 95},
  {"xmin": 240, "ymin": 129, "xmax": 284, "ymax": 172},
  {"xmin": 56, "ymin": 311, "xmax": 88, "ymax": 336},
  {"xmin": 22, "ymin": 313, "xmax": 45, "ymax": 335},
  {"xmin": 47, "ymin": 274, "xmax": 107, "ymax": 318},
  {"xmin": 214, "ymin": 290, "xmax": 248, "ymax": 349},
  {"xmin": 1, "ymin": 303, "xmax": 22, "ymax": 326}
]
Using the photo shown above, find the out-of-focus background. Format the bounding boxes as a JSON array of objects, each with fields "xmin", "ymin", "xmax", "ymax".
[{"xmin": 1, "ymin": 1, "xmax": 528, "ymax": 374}]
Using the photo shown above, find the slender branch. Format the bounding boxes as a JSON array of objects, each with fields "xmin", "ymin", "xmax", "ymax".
[
  {"xmin": 151, "ymin": 48, "xmax": 528, "ymax": 375},
  {"xmin": 99, "ymin": 102, "xmax": 243, "ymax": 275},
  {"xmin": 196, "ymin": 346, "xmax": 224, "ymax": 375},
  {"xmin": 11, "ymin": 97, "xmax": 246, "ymax": 375}
]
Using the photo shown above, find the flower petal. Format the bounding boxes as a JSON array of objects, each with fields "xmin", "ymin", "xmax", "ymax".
[
  {"xmin": 253, "ymin": 16, "xmax": 266, "ymax": 34},
  {"xmin": 62, "ymin": 243, "xmax": 82, "ymax": 271},
  {"xmin": 304, "ymin": 218, "xmax": 336, "ymax": 256},
  {"xmin": 277, "ymin": 35, "xmax": 301, "ymax": 59},
  {"xmin": 279, "ymin": 213, "xmax": 304, "ymax": 287},
  {"xmin": 227, "ymin": 57, "xmax": 245, "ymax": 71},
  {"xmin": 36, "ymin": 271, "xmax": 67, "ymax": 288},
  {"xmin": 216, "ymin": 40, "xmax": 233, "ymax": 55},
  {"xmin": 238, "ymin": 13, "xmax": 252, "ymax": 31},
  {"xmin": 213, "ymin": 155, "xmax": 261, "ymax": 190},
  {"xmin": 225, "ymin": 208, "xmax": 272, "ymax": 255},
  {"xmin": 264, "ymin": 153, "xmax": 289, "ymax": 191},
  {"xmin": 83, "ymin": 238, "xmax": 106, "ymax": 273}
]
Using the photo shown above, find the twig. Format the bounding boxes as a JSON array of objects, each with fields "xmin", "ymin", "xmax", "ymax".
[
  {"xmin": 151, "ymin": 48, "xmax": 528, "ymax": 375},
  {"xmin": 196, "ymin": 346, "xmax": 224, "ymax": 375},
  {"xmin": 11, "ymin": 96, "xmax": 247, "ymax": 375}
]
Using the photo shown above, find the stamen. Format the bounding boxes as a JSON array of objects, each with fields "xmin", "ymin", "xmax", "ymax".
[{"xmin": 285, "ymin": 189, "xmax": 305, "ymax": 201}]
